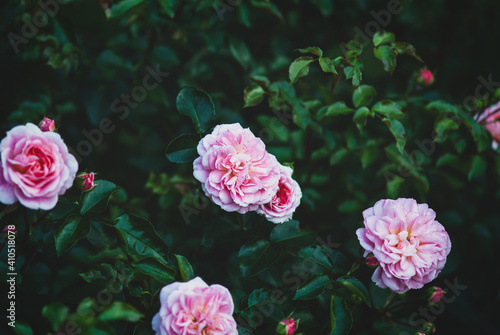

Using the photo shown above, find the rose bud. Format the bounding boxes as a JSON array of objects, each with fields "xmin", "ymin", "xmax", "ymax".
[
  {"xmin": 417, "ymin": 68, "xmax": 434, "ymax": 87},
  {"xmin": 428, "ymin": 286, "xmax": 444, "ymax": 304},
  {"xmin": 39, "ymin": 118, "xmax": 56, "ymax": 132},
  {"xmin": 365, "ymin": 255, "xmax": 379, "ymax": 268},
  {"xmin": 276, "ymin": 318, "xmax": 298, "ymax": 335},
  {"xmin": 420, "ymin": 321, "xmax": 436, "ymax": 334},
  {"xmin": 77, "ymin": 172, "xmax": 96, "ymax": 192}
]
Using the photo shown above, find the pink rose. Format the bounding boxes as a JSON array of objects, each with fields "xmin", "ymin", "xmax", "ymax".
[
  {"xmin": 257, "ymin": 165, "xmax": 301, "ymax": 223},
  {"xmin": 417, "ymin": 68, "xmax": 434, "ymax": 86},
  {"xmin": 151, "ymin": 277, "xmax": 238, "ymax": 335},
  {"xmin": 356, "ymin": 198, "xmax": 451, "ymax": 294},
  {"xmin": 0, "ymin": 123, "xmax": 78, "ymax": 210},
  {"xmin": 193, "ymin": 123, "xmax": 280, "ymax": 214},
  {"xmin": 475, "ymin": 100, "xmax": 500, "ymax": 149}
]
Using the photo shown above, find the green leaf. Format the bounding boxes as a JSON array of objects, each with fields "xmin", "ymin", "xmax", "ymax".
[
  {"xmin": 109, "ymin": 0, "xmax": 145, "ymax": 18},
  {"xmin": 132, "ymin": 258, "xmax": 176, "ymax": 284},
  {"xmin": 98, "ymin": 302, "xmax": 144, "ymax": 322},
  {"xmin": 80, "ymin": 180, "xmax": 120, "ymax": 215},
  {"xmin": 243, "ymin": 83, "xmax": 265, "ymax": 108},
  {"xmin": 251, "ymin": 0, "xmax": 284, "ymax": 20},
  {"xmin": 79, "ymin": 269, "xmax": 105, "ymax": 283},
  {"xmin": 157, "ymin": 0, "xmax": 176, "ymax": 18},
  {"xmin": 289, "ymin": 57, "xmax": 315, "ymax": 86},
  {"xmin": 55, "ymin": 215, "xmax": 91, "ymax": 256},
  {"xmin": 372, "ymin": 30, "xmax": 395, "ymax": 47},
  {"xmin": 319, "ymin": 57, "xmax": 338, "ymax": 74},
  {"xmin": 298, "ymin": 246, "xmax": 333, "ymax": 272},
  {"xmin": 330, "ymin": 148, "xmax": 349, "ymax": 166},
  {"xmin": 238, "ymin": 240, "xmax": 281, "ymax": 277},
  {"xmin": 353, "ymin": 107, "xmax": 371, "ymax": 130},
  {"xmin": 229, "ymin": 38, "xmax": 252, "ymax": 69},
  {"xmin": 434, "ymin": 117, "xmax": 460, "ymax": 143},
  {"xmin": 166, "ymin": 134, "xmax": 200, "ymax": 163},
  {"xmin": 468, "ymin": 155, "xmax": 487, "ymax": 180},
  {"xmin": 427, "ymin": 100, "xmax": 459, "ymax": 115},
  {"xmin": 352, "ymin": 85, "xmax": 376, "ymax": 108},
  {"xmin": 436, "ymin": 153, "xmax": 459, "ymax": 167},
  {"xmin": 374, "ymin": 45, "xmax": 397, "ymax": 74},
  {"xmin": 247, "ymin": 288, "xmax": 271, "ymax": 308},
  {"xmin": 384, "ymin": 118, "xmax": 406, "ymax": 154},
  {"xmin": 299, "ymin": 246, "xmax": 349, "ymax": 274},
  {"xmin": 175, "ymin": 254, "xmax": 195, "ymax": 281},
  {"xmin": 13, "ymin": 323, "xmax": 33, "ymax": 335},
  {"xmin": 297, "ymin": 46, "xmax": 323, "ymax": 57},
  {"xmin": 293, "ymin": 274, "xmax": 330, "ymax": 300},
  {"xmin": 270, "ymin": 220, "xmax": 317, "ymax": 247},
  {"xmin": 344, "ymin": 66, "xmax": 362, "ymax": 87},
  {"xmin": 360, "ymin": 146, "xmax": 378, "ymax": 168},
  {"xmin": 42, "ymin": 302, "xmax": 69, "ymax": 332},
  {"xmin": 386, "ymin": 176, "xmax": 404, "ymax": 198},
  {"xmin": 336, "ymin": 276, "xmax": 371, "ymax": 307},
  {"xmin": 393, "ymin": 42, "xmax": 423, "ymax": 62},
  {"xmin": 329, "ymin": 296, "xmax": 353, "ymax": 335},
  {"xmin": 176, "ymin": 87, "xmax": 216, "ymax": 134},
  {"xmin": 372, "ymin": 100, "xmax": 404, "ymax": 119},
  {"xmin": 324, "ymin": 101, "xmax": 354, "ymax": 116},
  {"xmin": 114, "ymin": 214, "xmax": 170, "ymax": 264}
]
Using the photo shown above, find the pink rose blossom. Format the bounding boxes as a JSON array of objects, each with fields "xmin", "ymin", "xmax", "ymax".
[
  {"xmin": 38, "ymin": 118, "xmax": 56, "ymax": 132},
  {"xmin": 0, "ymin": 123, "xmax": 78, "ymax": 210},
  {"xmin": 151, "ymin": 277, "xmax": 237, "ymax": 335},
  {"xmin": 193, "ymin": 123, "xmax": 280, "ymax": 214},
  {"xmin": 475, "ymin": 100, "xmax": 500, "ymax": 149},
  {"xmin": 417, "ymin": 68, "xmax": 434, "ymax": 86},
  {"xmin": 257, "ymin": 165, "xmax": 301, "ymax": 223},
  {"xmin": 356, "ymin": 198, "xmax": 451, "ymax": 294}
]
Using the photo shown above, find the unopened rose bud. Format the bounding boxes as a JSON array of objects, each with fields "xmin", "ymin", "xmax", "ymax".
[
  {"xmin": 428, "ymin": 286, "xmax": 444, "ymax": 304},
  {"xmin": 417, "ymin": 68, "xmax": 435, "ymax": 86},
  {"xmin": 77, "ymin": 172, "xmax": 96, "ymax": 192},
  {"xmin": 365, "ymin": 255, "xmax": 379, "ymax": 268},
  {"xmin": 39, "ymin": 118, "xmax": 56, "ymax": 132},
  {"xmin": 276, "ymin": 318, "xmax": 298, "ymax": 335},
  {"xmin": 420, "ymin": 321, "xmax": 436, "ymax": 334}
]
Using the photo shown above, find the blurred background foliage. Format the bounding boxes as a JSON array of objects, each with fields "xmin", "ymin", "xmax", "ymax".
[{"xmin": 1, "ymin": 0, "xmax": 500, "ymax": 334}]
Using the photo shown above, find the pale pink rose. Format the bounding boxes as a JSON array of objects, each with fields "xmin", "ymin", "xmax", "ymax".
[
  {"xmin": 151, "ymin": 277, "xmax": 238, "ymax": 335},
  {"xmin": 417, "ymin": 68, "xmax": 434, "ymax": 86},
  {"xmin": 38, "ymin": 118, "xmax": 56, "ymax": 132},
  {"xmin": 193, "ymin": 123, "xmax": 280, "ymax": 214},
  {"xmin": 0, "ymin": 123, "xmax": 78, "ymax": 210},
  {"xmin": 257, "ymin": 165, "xmax": 301, "ymax": 223},
  {"xmin": 356, "ymin": 198, "xmax": 451, "ymax": 294},
  {"xmin": 475, "ymin": 100, "xmax": 500, "ymax": 149}
]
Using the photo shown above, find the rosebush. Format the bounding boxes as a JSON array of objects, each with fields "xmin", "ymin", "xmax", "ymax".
[{"xmin": 1, "ymin": 1, "xmax": 500, "ymax": 335}]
